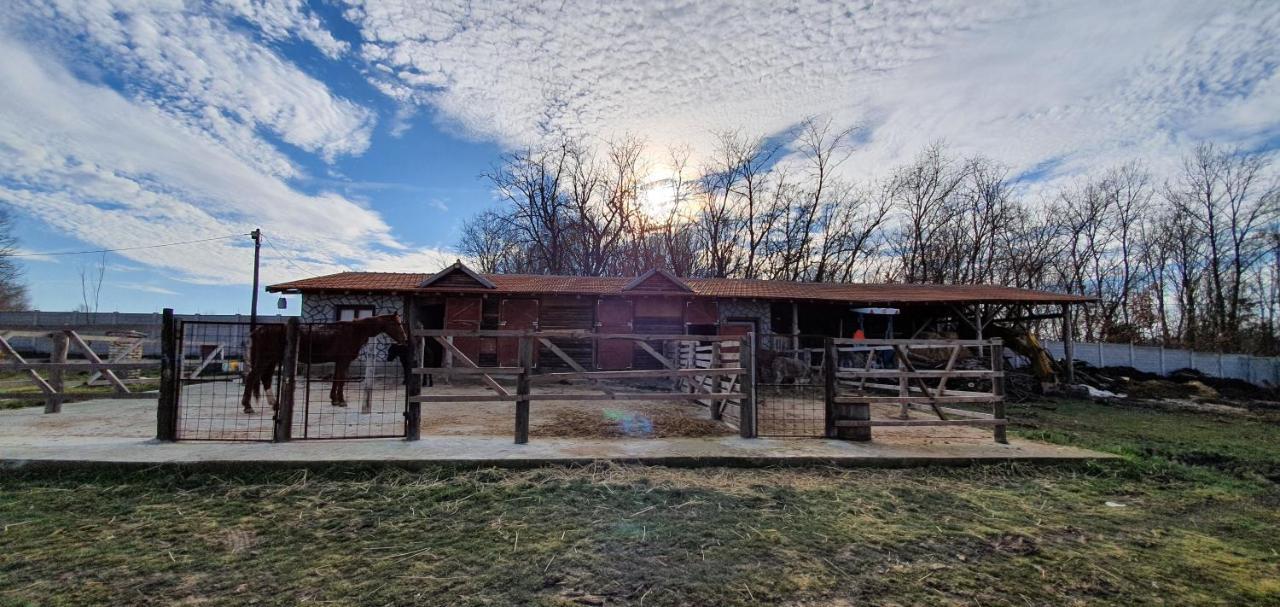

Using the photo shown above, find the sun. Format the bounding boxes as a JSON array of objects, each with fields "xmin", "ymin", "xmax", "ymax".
[{"xmin": 639, "ymin": 169, "xmax": 679, "ymax": 219}]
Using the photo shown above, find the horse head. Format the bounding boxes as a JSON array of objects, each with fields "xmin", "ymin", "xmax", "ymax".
[{"xmin": 377, "ymin": 313, "xmax": 409, "ymax": 345}]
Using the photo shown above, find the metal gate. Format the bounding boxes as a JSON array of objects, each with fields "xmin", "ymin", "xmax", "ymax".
[
  {"xmin": 173, "ymin": 319, "xmax": 408, "ymax": 441},
  {"xmin": 754, "ymin": 334, "xmax": 828, "ymax": 437}
]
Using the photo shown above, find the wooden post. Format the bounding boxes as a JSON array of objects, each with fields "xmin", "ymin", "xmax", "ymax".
[
  {"xmin": 897, "ymin": 346, "xmax": 909, "ymax": 419},
  {"xmin": 273, "ymin": 317, "xmax": 300, "ymax": 443},
  {"xmin": 739, "ymin": 333, "xmax": 756, "ymax": 438},
  {"xmin": 404, "ymin": 300, "xmax": 422, "ymax": 441},
  {"xmin": 1061, "ymin": 303, "xmax": 1075, "ymax": 384},
  {"xmin": 709, "ymin": 341, "xmax": 723, "ymax": 420},
  {"xmin": 156, "ymin": 308, "xmax": 179, "ymax": 441},
  {"xmin": 45, "ymin": 331, "xmax": 68, "ymax": 413},
  {"xmin": 991, "ymin": 339, "xmax": 1007, "ymax": 444},
  {"xmin": 515, "ymin": 336, "xmax": 532, "ymax": 444},
  {"xmin": 823, "ymin": 338, "xmax": 836, "ymax": 438}
]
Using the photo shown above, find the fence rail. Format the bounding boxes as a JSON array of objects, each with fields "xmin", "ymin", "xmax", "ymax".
[{"xmin": 0, "ymin": 326, "xmax": 160, "ymax": 412}]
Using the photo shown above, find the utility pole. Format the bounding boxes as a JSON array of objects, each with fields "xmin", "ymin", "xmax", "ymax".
[{"xmin": 250, "ymin": 228, "xmax": 261, "ymax": 332}]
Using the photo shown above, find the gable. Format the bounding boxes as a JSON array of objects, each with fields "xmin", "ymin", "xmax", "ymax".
[
  {"xmin": 622, "ymin": 268, "xmax": 692, "ymax": 293},
  {"xmin": 418, "ymin": 262, "xmax": 496, "ymax": 290}
]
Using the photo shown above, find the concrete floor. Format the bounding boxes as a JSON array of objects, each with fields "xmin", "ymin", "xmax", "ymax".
[{"xmin": 0, "ymin": 396, "xmax": 1110, "ymax": 468}]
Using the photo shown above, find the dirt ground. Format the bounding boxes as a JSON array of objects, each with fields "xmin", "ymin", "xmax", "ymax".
[{"xmin": 0, "ymin": 376, "xmax": 1004, "ymax": 446}]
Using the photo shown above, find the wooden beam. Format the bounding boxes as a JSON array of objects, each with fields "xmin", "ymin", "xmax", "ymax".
[
  {"xmin": 410, "ymin": 392, "xmax": 745, "ymax": 404},
  {"xmin": 834, "ymin": 420, "xmax": 1003, "ymax": 430},
  {"xmin": 84, "ymin": 338, "xmax": 144, "ymax": 387},
  {"xmin": 47, "ymin": 332, "xmax": 68, "ymax": 413},
  {"xmin": 539, "ymin": 337, "xmax": 614, "ymax": 396},
  {"xmin": 66, "ymin": 330, "xmax": 130, "ymax": 393},
  {"xmin": 433, "ymin": 336, "xmax": 510, "ymax": 396},
  {"xmin": 0, "ymin": 332, "xmax": 54, "ymax": 395},
  {"xmin": 0, "ymin": 362, "xmax": 160, "ymax": 371},
  {"xmin": 515, "ymin": 336, "xmax": 532, "ymax": 444},
  {"xmin": 155, "ymin": 308, "xmax": 178, "ymax": 441}
]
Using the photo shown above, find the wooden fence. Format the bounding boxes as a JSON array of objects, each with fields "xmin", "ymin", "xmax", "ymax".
[
  {"xmin": 0, "ymin": 323, "xmax": 161, "ymax": 413},
  {"xmin": 408, "ymin": 329, "xmax": 755, "ymax": 443},
  {"xmin": 827, "ymin": 338, "xmax": 1007, "ymax": 443}
]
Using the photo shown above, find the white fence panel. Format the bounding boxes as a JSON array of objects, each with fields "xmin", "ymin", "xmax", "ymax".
[{"xmin": 1032, "ymin": 340, "xmax": 1279, "ymax": 385}]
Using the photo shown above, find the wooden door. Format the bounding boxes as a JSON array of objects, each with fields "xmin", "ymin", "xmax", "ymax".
[
  {"xmin": 444, "ymin": 296, "xmax": 482, "ymax": 364},
  {"xmin": 595, "ymin": 298, "xmax": 634, "ymax": 370},
  {"xmin": 498, "ymin": 299, "xmax": 539, "ymax": 367}
]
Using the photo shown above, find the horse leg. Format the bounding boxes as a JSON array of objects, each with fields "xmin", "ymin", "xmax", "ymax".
[
  {"xmin": 263, "ymin": 361, "xmax": 278, "ymax": 411},
  {"xmin": 331, "ymin": 360, "xmax": 350, "ymax": 407},
  {"xmin": 241, "ymin": 367, "xmax": 258, "ymax": 414}
]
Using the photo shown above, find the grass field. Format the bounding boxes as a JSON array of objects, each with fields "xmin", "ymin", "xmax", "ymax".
[{"xmin": 2, "ymin": 398, "xmax": 1278, "ymax": 606}]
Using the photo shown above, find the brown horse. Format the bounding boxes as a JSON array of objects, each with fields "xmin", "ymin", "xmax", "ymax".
[{"xmin": 240, "ymin": 314, "xmax": 409, "ymax": 414}]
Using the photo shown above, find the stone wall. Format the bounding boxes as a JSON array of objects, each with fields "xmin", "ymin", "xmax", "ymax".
[{"xmin": 718, "ymin": 300, "xmax": 772, "ymax": 335}]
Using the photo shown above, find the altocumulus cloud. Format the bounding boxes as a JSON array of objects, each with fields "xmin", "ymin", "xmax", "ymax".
[
  {"xmin": 0, "ymin": 1, "xmax": 453, "ymax": 285},
  {"xmin": 349, "ymin": 0, "xmax": 1280, "ymax": 182}
]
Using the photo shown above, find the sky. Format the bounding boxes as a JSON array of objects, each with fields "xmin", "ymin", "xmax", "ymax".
[{"xmin": 1, "ymin": 0, "xmax": 1277, "ymax": 315}]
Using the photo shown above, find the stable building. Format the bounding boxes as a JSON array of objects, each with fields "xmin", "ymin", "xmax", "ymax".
[{"xmin": 267, "ymin": 262, "xmax": 1090, "ymax": 371}]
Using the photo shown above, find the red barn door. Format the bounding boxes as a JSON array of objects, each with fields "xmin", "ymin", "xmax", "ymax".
[
  {"xmin": 595, "ymin": 298, "xmax": 634, "ymax": 370},
  {"xmin": 498, "ymin": 298, "xmax": 539, "ymax": 367},
  {"xmin": 444, "ymin": 296, "xmax": 482, "ymax": 364}
]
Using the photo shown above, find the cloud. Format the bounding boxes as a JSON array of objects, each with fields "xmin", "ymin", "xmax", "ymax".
[
  {"xmin": 10, "ymin": 0, "xmax": 374, "ymax": 167},
  {"xmin": 0, "ymin": 34, "xmax": 447, "ymax": 285},
  {"xmin": 117, "ymin": 282, "xmax": 180, "ymax": 296},
  {"xmin": 346, "ymin": 0, "xmax": 1280, "ymax": 184}
]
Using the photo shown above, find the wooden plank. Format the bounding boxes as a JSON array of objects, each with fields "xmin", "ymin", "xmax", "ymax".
[
  {"xmin": 515, "ymin": 337, "xmax": 532, "ymax": 444},
  {"xmin": 836, "ymin": 369, "xmax": 1002, "ymax": 378},
  {"xmin": 273, "ymin": 318, "xmax": 300, "ymax": 443},
  {"xmin": 403, "ymin": 298, "xmax": 421, "ymax": 441},
  {"xmin": 834, "ymin": 395, "xmax": 1000, "ymax": 404},
  {"xmin": 528, "ymin": 367, "xmax": 743, "ymax": 381},
  {"xmin": 412, "ymin": 329, "xmax": 744, "ymax": 341},
  {"xmin": 835, "ymin": 419, "xmax": 1006, "ymax": 427},
  {"xmin": 0, "ymin": 332, "xmax": 54, "ymax": 395},
  {"xmin": 433, "ymin": 335, "xmax": 510, "ymax": 396},
  {"xmin": 992, "ymin": 342, "xmax": 1008, "ymax": 444},
  {"xmin": 411, "ymin": 392, "xmax": 745, "ymax": 403},
  {"xmin": 0, "ymin": 362, "xmax": 161, "ymax": 371},
  {"xmin": 46, "ymin": 332, "xmax": 68, "ymax": 413},
  {"xmin": 0, "ymin": 391, "xmax": 156, "ymax": 401},
  {"xmin": 830, "ymin": 338, "xmax": 1001, "ymax": 347},
  {"xmin": 936, "ymin": 345, "xmax": 962, "ymax": 396},
  {"xmin": 904, "ymin": 402, "xmax": 996, "ymax": 419},
  {"xmin": 893, "ymin": 344, "xmax": 947, "ymax": 420},
  {"xmin": 413, "ymin": 367, "xmax": 522, "ymax": 375},
  {"xmin": 84, "ymin": 338, "xmax": 144, "ymax": 387},
  {"xmin": 155, "ymin": 309, "xmax": 178, "ymax": 441},
  {"xmin": 823, "ymin": 338, "xmax": 836, "ymax": 438},
  {"xmin": 66, "ymin": 330, "xmax": 131, "ymax": 393},
  {"xmin": 539, "ymin": 337, "xmax": 614, "ymax": 396},
  {"xmin": 709, "ymin": 341, "xmax": 723, "ymax": 420},
  {"xmin": 739, "ymin": 334, "xmax": 756, "ymax": 438},
  {"xmin": 0, "ymin": 323, "xmax": 155, "ymax": 333},
  {"xmin": 635, "ymin": 341, "xmax": 676, "ymax": 369}
]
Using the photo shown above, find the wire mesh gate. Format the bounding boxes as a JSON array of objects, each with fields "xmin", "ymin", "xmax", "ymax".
[
  {"xmin": 173, "ymin": 319, "xmax": 408, "ymax": 441},
  {"xmin": 754, "ymin": 334, "xmax": 828, "ymax": 437}
]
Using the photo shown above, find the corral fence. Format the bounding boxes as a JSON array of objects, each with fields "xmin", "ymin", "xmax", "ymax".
[
  {"xmin": 150, "ymin": 311, "xmax": 1006, "ymax": 444},
  {"xmin": 1029, "ymin": 340, "xmax": 1280, "ymax": 386},
  {"xmin": 0, "ymin": 322, "xmax": 160, "ymax": 412},
  {"xmin": 166, "ymin": 317, "xmax": 408, "ymax": 441},
  {"xmin": 748, "ymin": 334, "xmax": 1007, "ymax": 441},
  {"xmin": 412, "ymin": 329, "xmax": 753, "ymax": 443}
]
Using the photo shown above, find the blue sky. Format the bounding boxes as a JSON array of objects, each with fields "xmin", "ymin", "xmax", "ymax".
[{"xmin": 2, "ymin": 0, "xmax": 1278, "ymax": 315}]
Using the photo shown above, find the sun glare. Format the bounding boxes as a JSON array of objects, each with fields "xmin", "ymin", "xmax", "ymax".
[{"xmin": 640, "ymin": 168, "xmax": 679, "ymax": 219}]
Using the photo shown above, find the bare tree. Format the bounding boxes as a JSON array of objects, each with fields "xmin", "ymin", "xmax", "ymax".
[{"xmin": 0, "ymin": 208, "xmax": 29, "ymax": 311}]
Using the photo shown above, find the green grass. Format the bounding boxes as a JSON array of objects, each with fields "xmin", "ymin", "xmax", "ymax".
[
  {"xmin": 0, "ymin": 371, "xmax": 159, "ymax": 409},
  {"xmin": 2, "ymin": 399, "xmax": 1279, "ymax": 606}
]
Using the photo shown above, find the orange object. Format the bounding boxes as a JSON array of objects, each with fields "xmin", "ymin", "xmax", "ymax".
[{"xmin": 852, "ymin": 329, "xmax": 866, "ymax": 340}]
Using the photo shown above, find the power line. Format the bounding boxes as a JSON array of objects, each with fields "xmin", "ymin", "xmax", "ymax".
[
  {"xmin": 261, "ymin": 234, "xmax": 326, "ymax": 278},
  {"xmin": 10, "ymin": 234, "xmax": 246, "ymax": 257}
]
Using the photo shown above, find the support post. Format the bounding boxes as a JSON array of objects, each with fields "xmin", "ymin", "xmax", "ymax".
[
  {"xmin": 515, "ymin": 336, "xmax": 532, "ymax": 444},
  {"xmin": 992, "ymin": 339, "xmax": 1007, "ymax": 444},
  {"xmin": 249, "ymin": 228, "xmax": 261, "ymax": 333},
  {"xmin": 1061, "ymin": 303, "xmax": 1075, "ymax": 384},
  {"xmin": 709, "ymin": 341, "xmax": 723, "ymax": 420},
  {"xmin": 273, "ymin": 317, "xmax": 300, "ymax": 443},
  {"xmin": 156, "ymin": 308, "xmax": 179, "ymax": 441},
  {"xmin": 46, "ymin": 331, "xmax": 68, "ymax": 413},
  {"xmin": 404, "ymin": 300, "xmax": 421, "ymax": 441},
  {"xmin": 739, "ymin": 333, "xmax": 756, "ymax": 438},
  {"xmin": 823, "ymin": 338, "xmax": 836, "ymax": 438}
]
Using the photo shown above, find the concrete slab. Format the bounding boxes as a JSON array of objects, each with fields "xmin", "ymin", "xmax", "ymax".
[{"xmin": 0, "ymin": 397, "xmax": 1112, "ymax": 469}]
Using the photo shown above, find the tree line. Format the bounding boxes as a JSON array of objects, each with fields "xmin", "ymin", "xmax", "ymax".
[{"xmin": 459, "ymin": 118, "xmax": 1280, "ymax": 355}]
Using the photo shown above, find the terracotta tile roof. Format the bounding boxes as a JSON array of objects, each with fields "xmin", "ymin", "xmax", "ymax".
[{"xmin": 269, "ymin": 272, "xmax": 1093, "ymax": 304}]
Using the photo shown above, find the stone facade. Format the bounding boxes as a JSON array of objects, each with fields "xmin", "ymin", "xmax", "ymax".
[{"xmin": 718, "ymin": 299, "xmax": 772, "ymax": 335}]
